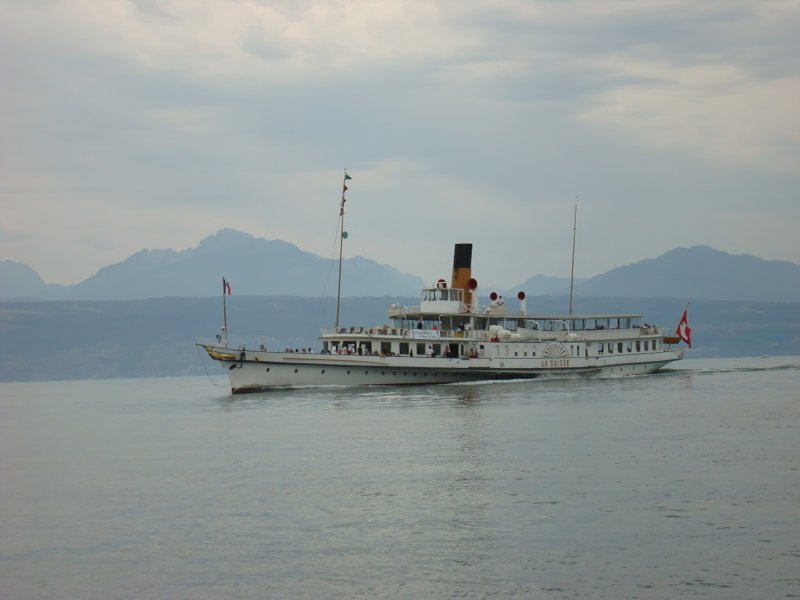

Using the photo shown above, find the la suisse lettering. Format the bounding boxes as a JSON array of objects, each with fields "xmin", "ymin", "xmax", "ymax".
[{"xmin": 541, "ymin": 358, "xmax": 570, "ymax": 368}]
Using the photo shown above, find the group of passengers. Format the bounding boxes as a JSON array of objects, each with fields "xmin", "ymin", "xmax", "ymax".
[{"xmin": 326, "ymin": 344, "xmax": 382, "ymax": 356}]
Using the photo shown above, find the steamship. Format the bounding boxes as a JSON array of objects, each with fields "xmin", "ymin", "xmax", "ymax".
[{"xmin": 200, "ymin": 243, "xmax": 686, "ymax": 394}]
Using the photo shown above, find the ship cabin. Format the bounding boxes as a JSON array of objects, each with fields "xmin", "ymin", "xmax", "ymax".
[
  {"xmin": 320, "ymin": 280, "xmax": 666, "ymax": 360},
  {"xmin": 319, "ymin": 242, "xmax": 668, "ymax": 360}
]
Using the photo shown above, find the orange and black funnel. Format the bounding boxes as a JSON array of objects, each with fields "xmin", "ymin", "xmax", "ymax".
[{"xmin": 451, "ymin": 243, "xmax": 475, "ymax": 307}]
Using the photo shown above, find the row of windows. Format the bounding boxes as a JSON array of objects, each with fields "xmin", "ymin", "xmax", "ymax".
[
  {"xmin": 268, "ymin": 367, "xmax": 451, "ymax": 377},
  {"xmin": 504, "ymin": 339, "xmax": 661, "ymax": 357},
  {"xmin": 421, "ymin": 288, "xmax": 463, "ymax": 302},
  {"xmin": 324, "ymin": 338, "xmax": 663, "ymax": 359},
  {"xmin": 596, "ymin": 339, "xmax": 659, "ymax": 354}
]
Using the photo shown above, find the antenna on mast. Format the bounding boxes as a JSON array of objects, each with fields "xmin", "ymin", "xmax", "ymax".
[{"xmin": 568, "ymin": 196, "xmax": 578, "ymax": 315}]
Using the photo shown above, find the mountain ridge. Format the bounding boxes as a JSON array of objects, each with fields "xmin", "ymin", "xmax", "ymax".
[
  {"xmin": 503, "ymin": 245, "xmax": 800, "ymax": 303},
  {"xmin": 3, "ymin": 232, "xmax": 799, "ymax": 303}
]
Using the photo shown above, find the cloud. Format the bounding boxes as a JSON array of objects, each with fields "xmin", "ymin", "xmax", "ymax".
[
  {"xmin": 578, "ymin": 59, "xmax": 800, "ymax": 172},
  {"xmin": 1, "ymin": 0, "xmax": 798, "ymax": 285}
]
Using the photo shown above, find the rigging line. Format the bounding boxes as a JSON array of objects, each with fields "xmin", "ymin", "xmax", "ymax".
[
  {"xmin": 195, "ymin": 344, "xmax": 229, "ymax": 389},
  {"xmin": 321, "ymin": 214, "xmax": 342, "ymax": 296},
  {"xmin": 315, "ymin": 203, "xmax": 346, "ymax": 332}
]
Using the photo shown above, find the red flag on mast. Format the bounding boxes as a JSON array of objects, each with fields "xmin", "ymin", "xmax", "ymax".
[
  {"xmin": 675, "ymin": 308, "xmax": 692, "ymax": 348},
  {"xmin": 223, "ymin": 277, "xmax": 232, "ymax": 295}
]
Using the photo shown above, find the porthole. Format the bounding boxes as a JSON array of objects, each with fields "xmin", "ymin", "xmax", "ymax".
[
  {"xmin": 266, "ymin": 368, "xmax": 270, "ymax": 372},
  {"xmin": 321, "ymin": 369, "xmax": 325, "ymax": 374},
  {"xmin": 347, "ymin": 370, "xmax": 351, "ymax": 374},
  {"xmin": 294, "ymin": 369, "xmax": 298, "ymax": 373}
]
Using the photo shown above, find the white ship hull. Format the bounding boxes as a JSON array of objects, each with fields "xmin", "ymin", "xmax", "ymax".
[{"xmin": 201, "ymin": 346, "xmax": 684, "ymax": 393}]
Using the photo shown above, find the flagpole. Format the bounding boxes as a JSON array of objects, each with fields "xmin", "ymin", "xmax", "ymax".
[
  {"xmin": 335, "ymin": 211, "xmax": 344, "ymax": 330},
  {"xmin": 334, "ymin": 169, "xmax": 350, "ymax": 330},
  {"xmin": 222, "ymin": 277, "xmax": 229, "ymax": 348},
  {"xmin": 568, "ymin": 196, "xmax": 578, "ymax": 315}
]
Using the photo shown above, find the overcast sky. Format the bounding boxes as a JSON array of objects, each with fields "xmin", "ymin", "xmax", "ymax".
[{"xmin": 2, "ymin": 0, "xmax": 799, "ymax": 289}]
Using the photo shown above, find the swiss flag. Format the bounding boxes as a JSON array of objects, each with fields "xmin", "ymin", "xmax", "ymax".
[{"xmin": 675, "ymin": 308, "xmax": 692, "ymax": 348}]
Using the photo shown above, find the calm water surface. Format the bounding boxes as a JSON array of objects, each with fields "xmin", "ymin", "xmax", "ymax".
[{"xmin": 1, "ymin": 357, "xmax": 798, "ymax": 599}]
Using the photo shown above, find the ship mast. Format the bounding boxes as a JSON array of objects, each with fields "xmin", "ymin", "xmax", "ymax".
[
  {"xmin": 568, "ymin": 196, "xmax": 578, "ymax": 315},
  {"xmin": 334, "ymin": 169, "xmax": 351, "ymax": 330},
  {"xmin": 221, "ymin": 276, "xmax": 231, "ymax": 347}
]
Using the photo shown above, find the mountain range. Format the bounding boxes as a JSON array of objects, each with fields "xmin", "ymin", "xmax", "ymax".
[
  {"xmin": 0, "ymin": 229, "xmax": 425, "ymax": 300},
  {"xmin": 2, "ymin": 229, "xmax": 800, "ymax": 303}
]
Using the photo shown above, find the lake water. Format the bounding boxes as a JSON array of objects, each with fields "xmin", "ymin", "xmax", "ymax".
[{"xmin": 1, "ymin": 357, "xmax": 798, "ymax": 599}]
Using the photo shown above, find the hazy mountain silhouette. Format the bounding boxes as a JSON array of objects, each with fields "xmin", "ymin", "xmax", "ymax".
[
  {"xmin": 506, "ymin": 246, "xmax": 800, "ymax": 303},
  {"xmin": 3, "ymin": 229, "xmax": 425, "ymax": 300},
  {"xmin": 0, "ymin": 260, "xmax": 65, "ymax": 299},
  {"xmin": 573, "ymin": 246, "xmax": 800, "ymax": 302},
  {"xmin": 3, "ymin": 234, "xmax": 799, "ymax": 302}
]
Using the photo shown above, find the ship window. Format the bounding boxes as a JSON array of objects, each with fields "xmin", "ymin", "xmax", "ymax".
[
  {"xmin": 294, "ymin": 369, "xmax": 298, "ymax": 373},
  {"xmin": 644, "ymin": 341, "xmax": 649, "ymax": 351},
  {"xmin": 597, "ymin": 343, "xmax": 604, "ymax": 354},
  {"xmin": 321, "ymin": 370, "xmax": 325, "ymax": 374},
  {"xmin": 636, "ymin": 341, "xmax": 641, "ymax": 352},
  {"xmin": 399, "ymin": 342, "xmax": 409, "ymax": 355},
  {"xmin": 347, "ymin": 370, "xmax": 351, "ymax": 374},
  {"xmin": 266, "ymin": 367, "xmax": 270, "ymax": 372},
  {"xmin": 608, "ymin": 343, "xmax": 613, "ymax": 353},
  {"xmin": 618, "ymin": 342, "xmax": 623, "ymax": 353},
  {"xmin": 626, "ymin": 342, "xmax": 632, "ymax": 353}
]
